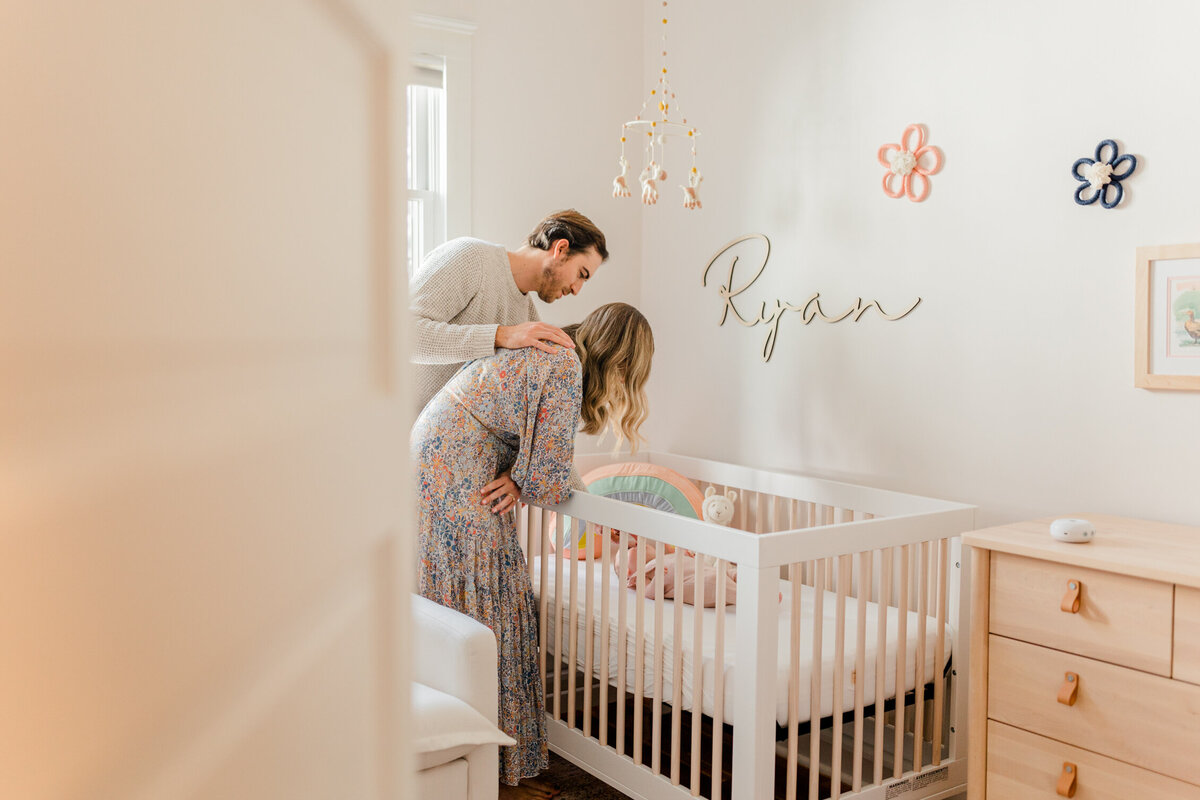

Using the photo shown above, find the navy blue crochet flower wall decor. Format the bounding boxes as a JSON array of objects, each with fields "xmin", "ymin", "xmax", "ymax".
[{"xmin": 1072, "ymin": 139, "xmax": 1137, "ymax": 208}]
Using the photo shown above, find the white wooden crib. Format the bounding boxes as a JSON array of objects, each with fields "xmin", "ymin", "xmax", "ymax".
[{"xmin": 516, "ymin": 452, "xmax": 976, "ymax": 800}]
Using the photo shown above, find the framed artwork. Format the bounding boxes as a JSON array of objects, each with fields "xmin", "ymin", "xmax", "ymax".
[{"xmin": 1135, "ymin": 243, "xmax": 1200, "ymax": 390}]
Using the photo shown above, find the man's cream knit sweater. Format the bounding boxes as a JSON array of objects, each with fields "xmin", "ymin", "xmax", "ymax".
[{"xmin": 410, "ymin": 237, "xmax": 539, "ymax": 413}]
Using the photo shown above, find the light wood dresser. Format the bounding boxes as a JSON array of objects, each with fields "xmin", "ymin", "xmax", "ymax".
[{"xmin": 963, "ymin": 514, "xmax": 1200, "ymax": 800}]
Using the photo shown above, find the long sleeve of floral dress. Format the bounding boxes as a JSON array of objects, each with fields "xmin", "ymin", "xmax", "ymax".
[
  {"xmin": 508, "ymin": 351, "xmax": 581, "ymax": 504},
  {"xmin": 411, "ymin": 344, "xmax": 581, "ymax": 785}
]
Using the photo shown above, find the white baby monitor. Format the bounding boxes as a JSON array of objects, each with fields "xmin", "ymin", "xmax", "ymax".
[{"xmin": 1050, "ymin": 518, "xmax": 1095, "ymax": 543}]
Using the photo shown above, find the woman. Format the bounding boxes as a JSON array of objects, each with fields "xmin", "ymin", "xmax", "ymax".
[{"xmin": 412, "ymin": 302, "xmax": 654, "ymax": 785}]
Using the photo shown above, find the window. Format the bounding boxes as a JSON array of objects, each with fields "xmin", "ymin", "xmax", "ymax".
[
  {"xmin": 406, "ymin": 64, "xmax": 446, "ymax": 278},
  {"xmin": 407, "ymin": 15, "xmax": 475, "ymax": 278}
]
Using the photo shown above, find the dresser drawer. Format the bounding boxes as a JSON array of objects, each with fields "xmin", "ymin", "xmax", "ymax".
[
  {"xmin": 990, "ymin": 552, "xmax": 1173, "ymax": 674},
  {"xmin": 1177, "ymin": 585, "xmax": 1200, "ymax": 684},
  {"xmin": 988, "ymin": 635, "xmax": 1200, "ymax": 785},
  {"xmin": 986, "ymin": 720, "xmax": 1200, "ymax": 800}
]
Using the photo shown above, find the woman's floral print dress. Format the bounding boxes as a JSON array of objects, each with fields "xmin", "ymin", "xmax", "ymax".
[{"xmin": 412, "ymin": 345, "xmax": 581, "ymax": 785}]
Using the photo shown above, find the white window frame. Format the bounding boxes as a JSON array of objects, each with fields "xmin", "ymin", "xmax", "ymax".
[
  {"xmin": 410, "ymin": 14, "xmax": 474, "ymax": 250},
  {"xmin": 407, "ymin": 75, "xmax": 445, "ymax": 277}
]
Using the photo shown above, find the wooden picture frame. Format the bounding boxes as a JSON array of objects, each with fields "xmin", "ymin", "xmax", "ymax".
[{"xmin": 1135, "ymin": 243, "xmax": 1200, "ymax": 390}]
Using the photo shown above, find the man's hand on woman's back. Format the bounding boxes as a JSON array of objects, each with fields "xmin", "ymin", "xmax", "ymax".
[{"xmin": 495, "ymin": 322, "xmax": 574, "ymax": 354}]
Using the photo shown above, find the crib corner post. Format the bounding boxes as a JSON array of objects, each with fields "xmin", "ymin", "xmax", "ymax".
[{"xmin": 732, "ymin": 564, "xmax": 779, "ymax": 800}]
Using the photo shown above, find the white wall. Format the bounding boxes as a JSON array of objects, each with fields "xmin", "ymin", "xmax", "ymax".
[
  {"xmin": 637, "ymin": 0, "xmax": 1200, "ymax": 527},
  {"xmin": 461, "ymin": 0, "xmax": 645, "ymax": 328}
]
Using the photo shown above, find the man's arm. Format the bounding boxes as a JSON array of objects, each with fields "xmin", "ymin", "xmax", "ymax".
[{"xmin": 410, "ymin": 251, "xmax": 497, "ymax": 365}]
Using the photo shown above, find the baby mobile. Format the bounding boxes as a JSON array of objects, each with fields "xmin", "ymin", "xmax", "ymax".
[{"xmin": 612, "ymin": 1, "xmax": 703, "ymax": 210}]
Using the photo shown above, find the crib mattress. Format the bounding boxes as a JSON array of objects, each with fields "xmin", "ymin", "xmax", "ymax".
[{"xmin": 531, "ymin": 559, "xmax": 953, "ymax": 728}]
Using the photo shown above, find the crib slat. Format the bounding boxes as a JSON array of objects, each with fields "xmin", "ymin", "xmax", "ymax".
[
  {"xmin": 671, "ymin": 546, "xmax": 684, "ymax": 784},
  {"xmin": 568, "ymin": 517, "xmax": 580, "ymax": 730},
  {"xmin": 538, "ymin": 510, "xmax": 550, "ymax": 701},
  {"xmin": 517, "ymin": 503, "xmax": 526, "ymax": 559},
  {"xmin": 852, "ymin": 550, "xmax": 869, "ymax": 792},
  {"xmin": 913, "ymin": 541, "xmax": 929, "ymax": 771},
  {"xmin": 652, "ymin": 538, "xmax": 666, "ymax": 775},
  {"xmin": 524, "ymin": 505, "xmax": 533, "ymax": 583},
  {"xmin": 786, "ymin": 563, "xmax": 802, "ymax": 800},
  {"xmin": 583, "ymin": 522, "xmax": 596, "ymax": 737},
  {"xmin": 616, "ymin": 529, "xmax": 630, "ymax": 757},
  {"xmin": 894, "ymin": 544, "xmax": 910, "ymax": 779},
  {"xmin": 928, "ymin": 539, "xmax": 938, "ymax": 615},
  {"xmin": 712, "ymin": 559, "xmax": 727, "ymax": 800},
  {"xmin": 931, "ymin": 538, "xmax": 949, "ymax": 765},
  {"xmin": 690, "ymin": 550, "xmax": 704, "ymax": 797},
  {"xmin": 808, "ymin": 560, "xmax": 826, "ymax": 800},
  {"xmin": 554, "ymin": 513, "xmax": 565, "ymax": 722},
  {"xmin": 634, "ymin": 535, "xmax": 647, "ymax": 764},
  {"xmin": 874, "ymin": 547, "xmax": 892, "ymax": 786},
  {"xmin": 599, "ymin": 526, "xmax": 612, "ymax": 748},
  {"xmin": 528, "ymin": 510, "xmax": 538, "ymax": 671},
  {"xmin": 831, "ymin": 556, "xmax": 849, "ymax": 800}
]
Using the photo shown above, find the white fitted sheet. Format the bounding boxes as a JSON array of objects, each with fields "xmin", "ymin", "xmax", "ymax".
[{"xmin": 532, "ymin": 558, "xmax": 952, "ymax": 728}]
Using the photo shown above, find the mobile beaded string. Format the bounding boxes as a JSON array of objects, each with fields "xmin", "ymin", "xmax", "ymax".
[{"xmin": 612, "ymin": 1, "xmax": 703, "ymax": 210}]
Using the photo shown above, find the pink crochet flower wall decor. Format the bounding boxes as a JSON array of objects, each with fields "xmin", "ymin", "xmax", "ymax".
[{"xmin": 878, "ymin": 124, "xmax": 943, "ymax": 202}]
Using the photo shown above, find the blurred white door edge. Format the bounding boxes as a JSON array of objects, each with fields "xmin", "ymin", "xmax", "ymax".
[{"xmin": 0, "ymin": 1, "xmax": 414, "ymax": 798}]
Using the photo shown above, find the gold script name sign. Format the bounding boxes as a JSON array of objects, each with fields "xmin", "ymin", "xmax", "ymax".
[{"xmin": 701, "ymin": 234, "xmax": 922, "ymax": 362}]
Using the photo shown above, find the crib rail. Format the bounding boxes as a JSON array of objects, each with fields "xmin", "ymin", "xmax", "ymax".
[{"xmin": 520, "ymin": 453, "xmax": 975, "ymax": 800}]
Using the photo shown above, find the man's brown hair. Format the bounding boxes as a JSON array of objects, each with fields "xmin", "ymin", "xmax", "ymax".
[{"xmin": 526, "ymin": 209, "xmax": 609, "ymax": 262}]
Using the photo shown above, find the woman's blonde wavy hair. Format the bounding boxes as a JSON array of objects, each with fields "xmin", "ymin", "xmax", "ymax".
[{"xmin": 562, "ymin": 302, "xmax": 654, "ymax": 453}]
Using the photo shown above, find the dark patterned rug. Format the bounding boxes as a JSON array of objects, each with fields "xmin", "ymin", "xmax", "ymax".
[
  {"xmin": 544, "ymin": 753, "xmax": 630, "ymax": 799},
  {"xmin": 498, "ymin": 753, "xmax": 629, "ymax": 800}
]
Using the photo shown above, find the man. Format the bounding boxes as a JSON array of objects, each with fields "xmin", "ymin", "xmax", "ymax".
[
  {"xmin": 410, "ymin": 209, "xmax": 608, "ymax": 513},
  {"xmin": 410, "ymin": 208, "xmax": 607, "ymax": 411}
]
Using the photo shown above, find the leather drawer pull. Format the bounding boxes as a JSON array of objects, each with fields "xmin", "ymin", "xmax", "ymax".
[
  {"xmin": 1057, "ymin": 671, "xmax": 1079, "ymax": 706},
  {"xmin": 1061, "ymin": 579, "xmax": 1081, "ymax": 613},
  {"xmin": 1057, "ymin": 762, "xmax": 1078, "ymax": 797}
]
